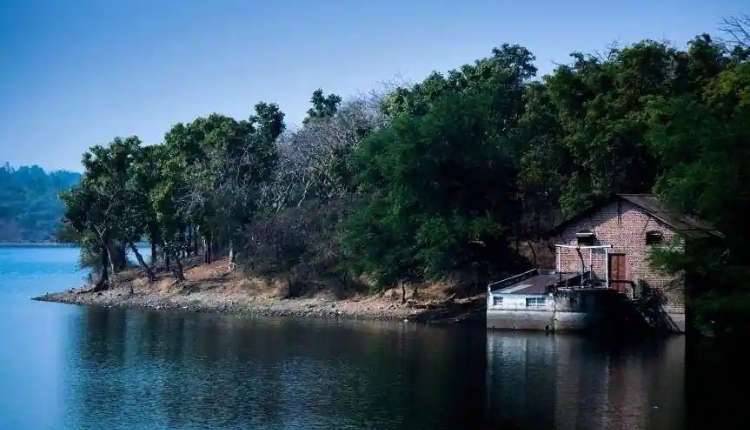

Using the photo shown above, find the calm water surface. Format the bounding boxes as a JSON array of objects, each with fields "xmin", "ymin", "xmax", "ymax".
[{"xmin": 0, "ymin": 246, "xmax": 745, "ymax": 429}]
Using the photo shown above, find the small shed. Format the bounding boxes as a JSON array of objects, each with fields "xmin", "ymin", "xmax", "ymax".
[{"xmin": 547, "ymin": 194, "xmax": 721, "ymax": 331}]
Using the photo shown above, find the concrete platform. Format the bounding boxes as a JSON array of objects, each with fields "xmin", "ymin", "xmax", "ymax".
[
  {"xmin": 494, "ymin": 272, "xmax": 578, "ymax": 295},
  {"xmin": 487, "ymin": 269, "xmax": 685, "ymax": 334}
]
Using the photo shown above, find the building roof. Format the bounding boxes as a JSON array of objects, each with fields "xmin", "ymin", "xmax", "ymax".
[
  {"xmin": 550, "ymin": 194, "xmax": 723, "ymax": 239},
  {"xmin": 493, "ymin": 272, "xmax": 579, "ymax": 295}
]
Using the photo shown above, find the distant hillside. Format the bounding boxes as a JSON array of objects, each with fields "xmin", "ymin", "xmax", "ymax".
[{"xmin": 0, "ymin": 164, "xmax": 81, "ymax": 242}]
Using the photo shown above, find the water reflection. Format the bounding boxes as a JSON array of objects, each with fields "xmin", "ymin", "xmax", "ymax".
[
  {"xmin": 0, "ymin": 246, "xmax": 720, "ymax": 429},
  {"xmin": 59, "ymin": 306, "xmax": 691, "ymax": 430},
  {"xmin": 62, "ymin": 308, "xmax": 487, "ymax": 430},
  {"xmin": 486, "ymin": 332, "xmax": 685, "ymax": 430}
]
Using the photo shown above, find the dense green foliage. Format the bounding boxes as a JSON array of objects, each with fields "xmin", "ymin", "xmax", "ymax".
[
  {"xmin": 343, "ymin": 35, "xmax": 750, "ymax": 332},
  {"xmin": 60, "ymin": 30, "xmax": 750, "ymax": 331},
  {"xmin": 62, "ymin": 104, "xmax": 285, "ymax": 287},
  {"xmin": 343, "ymin": 46, "xmax": 534, "ymax": 284},
  {"xmin": 0, "ymin": 164, "xmax": 80, "ymax": 242}
]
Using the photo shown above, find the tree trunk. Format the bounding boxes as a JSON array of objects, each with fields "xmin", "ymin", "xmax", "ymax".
[
  {"xmin": 150, "ymin": 241, "xmax": 157, "ymax": 266},
  {"xmin": 286, "ymin": 275, "xmax": 294, "ymax": 298},
  {"xmin": 208, "ymin": 237, "xmax": 213, "ymax": 264},
  {"xmin": 186, "ymin": 226, "xmax": 192, "ymax": 257},
  {"xmin": 104, "ymin": 242, "xmax": 117, "ymax": 284},
  {"xmin": 203, "ymin": 235, "xmax": 211, "ymax": 264},
  {"xmin": 401, "ymin": 281, "xmax": 406, "ymax": 304},
  {"xmin": 172, "ymin": 254, "xmax": 185, "ymax": 281},
  {"xmin": 165, "ymin": 254, "xmax": 171, "ymax": 272},
  {"xmin": 527, "ymin": 240, "xmax": 537, "ymax": 267},
  {"xmin": 129, "ymin": 242, "xmax": 156, "ymax": 282},
  {"xmin": 228, "ymin": 240, "xmax": 236, "ymax": 271},
  {"xmin": 91, "ymin": 245, "xmax": 110, "ymax": 292},
  {"xmin": 193, "ymin": 226, "xmax": 199, "ymax": 256}
]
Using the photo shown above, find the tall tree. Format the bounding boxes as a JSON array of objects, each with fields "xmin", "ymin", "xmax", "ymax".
[
  {"xmin": 343, "ymin": 45, "xmax": 535, "ymax": 285},
  {"xmin": 304, "ymin": 89, "xmax": 342, "ymax": 124},
  {"xmin": 264, "ymin": 93, "xmax": 383, "ymax": 212},
  {"xmin": 62, "ymin": 137, "xmax": 146, "ymax": 289},
  {"xmin": 163, "ymin": 103, "xmax": 284, "ymax": 268}
]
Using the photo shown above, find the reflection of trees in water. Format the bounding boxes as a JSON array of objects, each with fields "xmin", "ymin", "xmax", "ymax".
[
  {"xmin": 486, "ymin": 332, "xmax": 685, "ymax": 430},
  {"xmin": 64, "ymin": 312, "xmax": 488, "ymax": 429},
  {"xmin": 63, "ymin": 307, "xmax": 129, "ymax": 428},
  {"xmin": 485, "ymin": 332, "xmax": 557, "ymax": 429},
  {"xmin": 65, "ymin": 309, "xmax": 287, "ymax": 428},
  {"xmin": 62, "ymin": 312, "xmax": 687, "ymax": 429}
]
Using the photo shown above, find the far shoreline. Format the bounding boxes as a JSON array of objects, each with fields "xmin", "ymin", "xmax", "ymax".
[{"xmin": 0, "ymin": 242, "xmax": 77, "ymax": 247}]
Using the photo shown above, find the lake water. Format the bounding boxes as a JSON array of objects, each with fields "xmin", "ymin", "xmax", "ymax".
[{"xmin": 0, "ymin": 246, "xmax": 746, "ymax": 429}]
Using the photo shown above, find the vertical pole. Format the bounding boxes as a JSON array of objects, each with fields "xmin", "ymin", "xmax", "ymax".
[{"xmin": 605, "ymin": 249, "xmax": 609, "ymax": 288}]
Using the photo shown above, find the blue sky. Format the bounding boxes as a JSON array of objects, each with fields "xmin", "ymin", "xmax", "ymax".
[{"xmin": 0, "ymin": 0, "xmax": 746, "ymax": 171}]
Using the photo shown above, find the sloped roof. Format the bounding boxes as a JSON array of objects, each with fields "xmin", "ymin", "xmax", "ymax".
[{"xmin": 550, "ymin": 194, "xmax": 723, "ymax": 239}]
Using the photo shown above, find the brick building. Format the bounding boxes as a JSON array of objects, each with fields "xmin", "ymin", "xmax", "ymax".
[{"xmin": 547, "ymin": 194, "xmax": 721, "ymax": 331}]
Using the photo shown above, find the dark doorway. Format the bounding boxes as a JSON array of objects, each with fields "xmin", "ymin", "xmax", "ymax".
[{"xmin": 608, "ymin": 253, "xmax": 628, "ymax": 292}]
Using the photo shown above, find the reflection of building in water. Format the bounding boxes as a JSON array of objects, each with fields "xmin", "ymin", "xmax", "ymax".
[{"xmin": 486, "ymin": 332, "xmax": 685, "ymax": 430}]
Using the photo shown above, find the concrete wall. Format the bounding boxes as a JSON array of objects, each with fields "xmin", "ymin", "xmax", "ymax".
[
  {"xmin": 487, "ymin": 287, "xmax": 686, "ymax": 333},
  {"xmin": 487, "ymin": 309, "xmax": 591, "ymax": 331},
  {"xmin": 487, "ymin": 290, "xmax": 629, "ymax": 332}
]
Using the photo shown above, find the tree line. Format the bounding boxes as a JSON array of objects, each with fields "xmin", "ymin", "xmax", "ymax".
[
  {"xmin": 0, "ymin": 164, "xmax": 80, "ymax": 242},
  {"xmin": 62, "ymin": 31, "xmax": 750, "ymax": 326}
]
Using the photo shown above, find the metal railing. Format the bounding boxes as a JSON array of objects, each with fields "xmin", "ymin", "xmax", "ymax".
[{"xmin": 487, "ymin": 268, "xmax": 539, "ymax": 292}]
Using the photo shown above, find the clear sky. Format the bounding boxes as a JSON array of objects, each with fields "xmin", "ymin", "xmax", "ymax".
[{"xmin": 1, "ymin": 0, "xmax": 747, "ymax": 171}]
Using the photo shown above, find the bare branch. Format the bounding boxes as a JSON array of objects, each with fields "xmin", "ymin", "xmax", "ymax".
[{"xmin": 720, "ymin": 14, "xmax": 750, "ymax": 48}]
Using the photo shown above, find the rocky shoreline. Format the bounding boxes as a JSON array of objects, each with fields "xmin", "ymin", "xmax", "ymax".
[{"xmin": 34, "ymin": 259, "xmax": 485, "ymax": 324}]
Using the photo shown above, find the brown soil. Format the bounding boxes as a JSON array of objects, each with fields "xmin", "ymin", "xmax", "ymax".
[{"xmin": 34, "ymin": 258, "xmax": 486, "ymax": 323}]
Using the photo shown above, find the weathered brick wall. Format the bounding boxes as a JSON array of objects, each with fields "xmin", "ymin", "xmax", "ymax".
[{"xmin": 552, "ymin": 201, "xmax": 684, "ymax": 308}]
